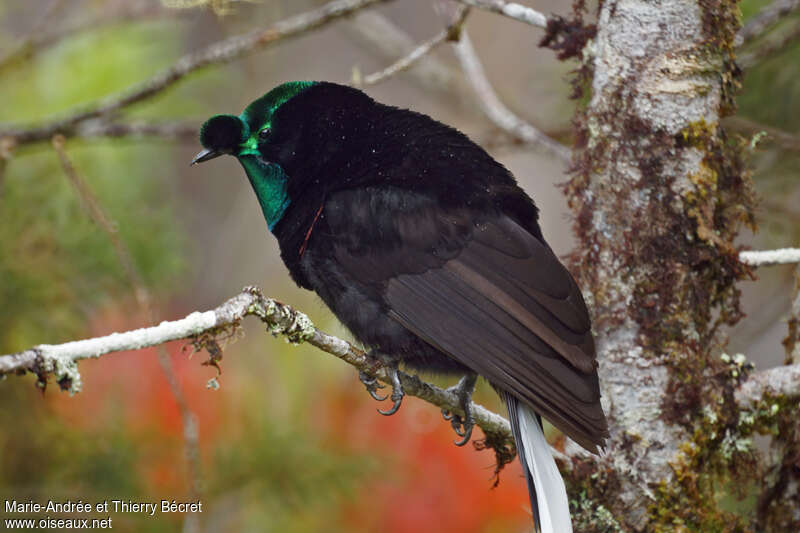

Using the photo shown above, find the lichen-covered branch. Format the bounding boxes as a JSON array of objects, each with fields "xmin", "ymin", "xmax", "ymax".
[
  {"xmin": 452, "ymin": 30, "xmax": 571, "ymax": 163},
  {"xmin": 735, "ymin": 363, "xmax": 800, "ymax": 407},
  {"xmin": 455, "ymin": 0, "xmax": 548, "ymax": 28},
  {"xmin": 3, "ymin": 281, "xmax": 795, "ymax": 488},
  {"xmin": 0, "ymin": 288, "xmax": 514, "ymax": 451},
  {"xmin": 0, "ymin": 0, "xmax": 392, "ymax": 145},
  {"xmin": 740, "ymin": 248, "xmax": 800, "ymax": 266}
]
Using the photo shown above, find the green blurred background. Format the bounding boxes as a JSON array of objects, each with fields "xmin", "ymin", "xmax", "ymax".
[{"xmin": 0, "ymin": 0, "xmax": 798, "ymax": 531}]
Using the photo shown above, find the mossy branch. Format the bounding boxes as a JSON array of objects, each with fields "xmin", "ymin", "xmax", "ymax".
[
  {"xmin": 0, "ymin": 287, "xmax": 515, "ymax": 453},
  {"xmin": 3, "ymin": 283, "xmax": 798, "ymax": 474},
  {"xmin": 735, "ymin": 363, "xmax": 800, "ymax": 407}
]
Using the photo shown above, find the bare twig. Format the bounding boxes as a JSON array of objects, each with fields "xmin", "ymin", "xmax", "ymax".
[
  {"xmin": 0, "ymin": 3, "xmax": 178, "ymax": 74},
  {"xmin": 0, "ymin": 0, "xmax": 65, "ymax": 72},
  {"xmin": 74, "ymin": 120, "xmax": 199, "ymax": 142},
  {"xmin": 52, "ymin": 135, "xmax": 141, "ymax": 293},
  {"xmin": 738, "ymin": 19, "xmax": 800, "ymax": 69},
  {"xmin": 345, "ymin": 11, "xmax": 462, "ymax": 94},
  {"xmin": 735, "ymin": 363, "xmax": 800, "ymax": 407},
  {"xmin": 737, "ymin": 0, "xmax": 800, "ymax": 46},
  {"xmin": 0, "ymin": 122, "xmax": 197, "ymax": 166},
  {"xmin": 0, "ymin": 288, "xmax": 515, "ymax": 449},
  {"xmin": 724, "ymin": 116, "xmax": 800, "ymax": 152},
  {"xmin": 452, "ymin": 30, "xmax": 572, "ymax": 163},
  {"xmin": 52, "ymin": 135, "xmax": 203, "ymax": 527},
  {"xmin": 740, "ymin": 248, "xmax": 800, "ymax": 266},
  {"xmin": 358, "ymin": 6, "xmax": 469, "ymax": 86},
  {"xmin": 0, "ymin": 0, "xmax": 392, "ymax": 145},
  {"xmin": 455, "ymin": 0, "xmax": 548, "ymax": 28}
]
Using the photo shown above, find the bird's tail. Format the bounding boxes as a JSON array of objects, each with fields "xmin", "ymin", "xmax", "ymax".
[{"xmin": 504, "ymin": 392, "xmax": 573, "ymax": 533}]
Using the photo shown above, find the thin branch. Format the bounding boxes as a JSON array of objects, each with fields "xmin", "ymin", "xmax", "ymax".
[
  {"xmin": 0, "ymin": 0, "xmax": 65, "ymax": 72},
  {"xmin": 52, "ymin": 135, "xmax": 140, "ymax": 292},
  {"xmin": 740, "ymin": 248, "xmax": 800, "ymax": 266},
  {"xmin": 0, "ymin": 0, "xmax": 392, "ymax": 145},
  {"xmin": 0, "ymin": 3, "xmax": 178, "ymax": 74},
  {"xmin": 51, "ymin": 135, "xmax": 204, "ymax": 520},
  {"xmin": 738, "ymin": 18, "xmax": 800, "ymax": 69},
  {"xmin": 724, "ymin": 116, "xmax": 800, "ymax": 152},
  {"xmin": 452, "ymin": 30, "xmax": 572, "ymax": 163},
  {"xmin": 735, "ymin": 363, "xmax": 800, "ymax": 407},
  {"xmin": 358, "ymin": 6, "xmax": 469, "ymax": 86},
  {"xmin": 0, "ymin": 288, "xmax": 514, "ymax": 450},
  {"xmin": 74, "ymin": 120, "xmax": 199, "ymax": 142},
  {"xmin": 4, "ymin": 285, "xmax": 796, "ymax": 465},
  {"xmin": 0, "ymin": 121, "xmax": 198, "ymax": 166},
  {"xmin": 344, "ymin": 11, "xmax": 462, "ymax": 94},
  {"xmin": 455, "ymin": 0, "xmax": 548, "ymax": 28},
  {"xmin": 737, "ymin": 0, "xmax": 800, "ymax": 46}
]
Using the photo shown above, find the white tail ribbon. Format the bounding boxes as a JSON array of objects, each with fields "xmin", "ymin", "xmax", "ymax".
[{"xmin": 517, "ymin": 402, "xmax": 573, "ymax": 533}]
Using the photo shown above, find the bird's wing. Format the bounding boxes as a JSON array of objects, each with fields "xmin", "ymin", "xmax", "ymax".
[{"xmin": 327, "ymin": 191, "xmax": 608, "ymax": 450}]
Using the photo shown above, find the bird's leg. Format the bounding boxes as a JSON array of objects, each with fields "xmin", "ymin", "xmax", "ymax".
[
  {"xmin": 358, "ymin": 351, "xmax": 405, "ymax": 414},
  {"xmin": 377, "ymin": 358, "xmax": 404, "ymax": 416},
  {"xmin": 441, "ymin": 373, "xmax": 478, "ymax": 446},
  {"xmin": 359, "ymin": 370, "xmax": 387, "ymax": 401},
  {"xmin": 358, "ymin": 350, "xmax": 387, "ymax": 401}
]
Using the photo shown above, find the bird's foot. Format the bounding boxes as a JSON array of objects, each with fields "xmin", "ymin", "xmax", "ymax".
[
  {"xmin": 359, "ymin": 350, "xmax": 387, "ymax": 401},
  {"xmin": 358, "ymin": 351, "xmax": 404, "ymax": 415},
  {"xmin": 441, "ymin": 373, "xmax": 477, "ymax": 446},
  {"xmin": 359, "ymin": 370, "xmax": 387, "ymax": 401},
  {"xmin": 377, "ymin": 362, "xmax": 404, "ymax": 416}
]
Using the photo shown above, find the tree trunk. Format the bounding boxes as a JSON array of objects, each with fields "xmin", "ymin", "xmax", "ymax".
[{"xmin": 564, "ymin": 0, "xmax": 760, "ymax": 530}]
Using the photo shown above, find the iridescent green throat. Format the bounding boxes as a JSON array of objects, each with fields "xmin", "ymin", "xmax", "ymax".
[
  {"xmin": 233, "ymin": 81, "xmax": 317, "ymax": 231},
  {"xmin": 238, "ymin": 156, "xmax": 290, "ymax": 231}
]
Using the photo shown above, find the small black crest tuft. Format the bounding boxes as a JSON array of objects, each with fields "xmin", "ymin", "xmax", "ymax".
[{"xmin": 199, "ymin": 114, "xmax": 248, "ymax": 152}]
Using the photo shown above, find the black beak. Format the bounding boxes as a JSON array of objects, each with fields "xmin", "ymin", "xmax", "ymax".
[{"xmin": 191, "ymin": 149, "xmax": 223, "ymax": 165}]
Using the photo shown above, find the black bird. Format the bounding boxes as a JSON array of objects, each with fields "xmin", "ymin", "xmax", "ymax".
[{"xmin": 194, "ymin": 81, "xmax": 608, "ymax": 532}]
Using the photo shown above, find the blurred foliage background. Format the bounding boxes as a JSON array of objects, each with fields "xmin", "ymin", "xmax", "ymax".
[{"xmin": 0, "ymin": 0, "xmax": 798, "ymax": 531}]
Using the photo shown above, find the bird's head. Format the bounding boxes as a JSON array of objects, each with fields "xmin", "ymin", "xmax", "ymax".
[
  {"xmin": 195, "ymin": 81, "xmax": 393, "ymax": 235},
  {"xmin": 192, "ymin": 80, "xmax": 318, "ymax": 230}
]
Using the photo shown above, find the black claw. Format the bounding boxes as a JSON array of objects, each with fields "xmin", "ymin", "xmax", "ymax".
[
  {"xmin": 452, "ymin": 412, "xmax": 474, "ymax": 446},
  {"xmin": 454, "ymin": 424, "xmax": 473, "ymax": 447},
  {"xmin": 377, "ymin": 365, "xmax": 404, "ymax": 416},
  {"xmin": 369, "ymin": 389, "xmax": 388, "ymax": 402},
  {"xmin": 359, "ymin": 370, "xmax": 388, "ymax": 402},
  {"xmin": 378, "ymin": 397, "xmax": 403, "ymax": 416},
  {"xmin": 444, "ymin": 374, "xmax": 477, "ymax": 446}
]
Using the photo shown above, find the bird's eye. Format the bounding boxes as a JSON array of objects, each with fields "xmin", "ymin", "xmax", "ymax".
[{"xmin": 258, "ymin": 127, "xmax": 271, "ymax": 140}]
